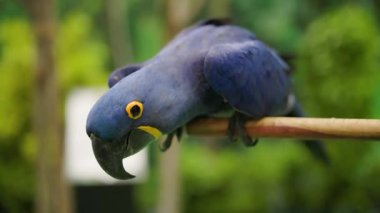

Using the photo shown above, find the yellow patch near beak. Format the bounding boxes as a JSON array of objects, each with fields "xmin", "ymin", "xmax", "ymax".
[{"xmin": 137, "ymin": 126, "xmax": 162, "ymax": 139}]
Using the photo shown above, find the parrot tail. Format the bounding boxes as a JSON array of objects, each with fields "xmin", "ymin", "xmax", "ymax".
[{"xmin": 286, "ymin": 100, "xmax": 330, "ymax": 165}]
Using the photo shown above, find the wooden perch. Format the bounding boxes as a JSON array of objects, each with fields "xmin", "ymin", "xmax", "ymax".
[{"xmin": 186, "ymin": 117, "xmax": 380, "ymax": 140}]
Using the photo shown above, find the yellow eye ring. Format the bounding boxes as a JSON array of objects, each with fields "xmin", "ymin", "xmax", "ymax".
[{"xmin": 125, "ymin": 101, "xmax": 143, "ymax": 119}]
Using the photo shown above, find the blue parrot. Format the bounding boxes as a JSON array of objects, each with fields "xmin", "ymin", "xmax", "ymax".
[{"xmin": 86, "ymin": 19, "xmax": 328, "ymax": 180}]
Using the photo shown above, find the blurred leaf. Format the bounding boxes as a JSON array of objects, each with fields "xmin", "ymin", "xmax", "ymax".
[
  {"xmin": 132, "ymin": 15, "xmax": 164, "ymax": 61},
  {"xmin": 296, "ymin": 4, "xmax": 380, "ymax": 118},
  {"xmin": 0, "ymin": 12, "xmax": 108, "ymax": 211},
  {"xmin": 293, "ymin": 4, "xmax": 380, "ymax": 212},
  {"xmin": 232, "ymin": 0, "xmax": 302, "ymax": 52},
  {"xmin": 0, "ymin": 20, "xmax": 35, "ymax": 139},
  {"xmin": 176, "ymin": 139, "xmax": 328, "ymax": 212},
  {"xmin": 57, "ymin": 12, "xmax": 108, "ymax": 94},
  {"xmin": 371, "ymin": 83, "xmax": 380, "ymax": 117}
]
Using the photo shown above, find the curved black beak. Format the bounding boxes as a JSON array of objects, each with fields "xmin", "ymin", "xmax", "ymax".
[{"xmin": 90, "ymin": 128, "xmax": 158, "ymax": 180}]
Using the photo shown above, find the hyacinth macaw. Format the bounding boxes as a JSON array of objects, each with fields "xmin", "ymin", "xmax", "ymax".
[{"xmin": 86, "ymin": 19, "xmax": 328, "ymax": 180}]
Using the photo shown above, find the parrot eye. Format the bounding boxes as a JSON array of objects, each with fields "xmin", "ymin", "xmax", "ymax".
[{"xmin": 126, "ymin": 101, "xmax": 143, "ymax": 119}]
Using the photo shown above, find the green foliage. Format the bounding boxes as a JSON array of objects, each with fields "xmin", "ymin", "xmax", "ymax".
[
  {"xmin": 127, "ymin": 0, "xmax": 164, "ymax": 62},
  {"xmin": 371, "ymin": 83, "xmax": 380, "ymax": 117},
  {"xmin": 138, "ymin": 138, "xmax": 342, "ymax": 212},
  {"xmin": 0, "ymin": 0, "xmax": 26, "ymax": 20},
  {"xmin": 131, "ymin": 15, "xmax": 164, "ymax": 61},
  {"xmin": 180, "ymin": 140, "xmax": 324, "ymax": 212},
  {"xmin": 296, "ymin": 4, "xmax": 380, "ymax": 118},
  {"xmin": 0, "ymin": 12, "xmax": 107, "ymax": 212},
  {"xmin": 57, "ymin": 12, "xmax": 108, "ymax": 95},
  {"xmin": 0, "ymin": 19, "xmax": 36, "ymax": 213},
  {"xmin": 291, "ymin": 4, "xmax": 380, "ymax": 211},
  {"xmin": 295, "ymin": 5, "xmax": 380, "ymax": 190},
  {"xmin": 0, "ymin": 20, "xmax": 35, "ymax": 139},
  {"xmin": 232, "ymin": 0, "xmax": 303, "ymax": 52}
]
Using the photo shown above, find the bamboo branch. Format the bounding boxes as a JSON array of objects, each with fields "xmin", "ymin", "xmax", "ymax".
[{"xmin": 186, "ymin": 117, "xmax": 380, "ymax": 140}]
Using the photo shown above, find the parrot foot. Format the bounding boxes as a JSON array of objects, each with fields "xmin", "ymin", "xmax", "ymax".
[
  {"xmin": 243, "ymin": 136, "xmax": 259, "ymax": 147},
  {"xmin": 227, "ymin": 112, "xmax": 259, "ymax": 147},
  {"xmin": 160, "ymin": 133, "xmax": 174, "ymax": 152},
  {"xmin": 227, "ymin": 115, "xmax": 238, "ymax": 142},
  {"xmin": 176, "ymin": 127, "xmax": 183, "ymax": 141},
  {"xmin": 159, "ymin": 128, "xmax": 183, "ymax": 152}
]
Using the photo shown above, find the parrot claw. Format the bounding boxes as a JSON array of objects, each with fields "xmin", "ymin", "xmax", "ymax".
[
  {"xmin": 159, "ymin": 128, "xmax": 183, "ymax": 152},
  {"xmin": 176, "ymin": 127, "xmax": 183, "ymax": 142},
  {"xmin": 227, "ymin": 115, "xmax": 238, "ymax": 142},
  {"xmin": 228, "ymin": 112, "xmax": 259, "ymax": 147},
  {"xmin": 160, "ymin": 133, "xmax": 174, "ymax": 152},
  {"xmin": 243, "ymin": 137, "xmax": 259, "ymax": 147}
]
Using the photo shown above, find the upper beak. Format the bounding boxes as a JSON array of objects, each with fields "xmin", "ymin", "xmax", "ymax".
[{"xmin": 90, "ymin": 128, "xmax": 160, "ymax": 180}]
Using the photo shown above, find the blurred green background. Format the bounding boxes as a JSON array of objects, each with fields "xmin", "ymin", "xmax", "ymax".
[{"xmin": 1, "ymin": 0, "xmax": 380, "ymax": 212}]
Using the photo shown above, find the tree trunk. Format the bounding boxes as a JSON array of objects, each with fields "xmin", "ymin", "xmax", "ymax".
[{"xmin": 25, "ymin": 0, "xmax": 72, "ymax": 212}]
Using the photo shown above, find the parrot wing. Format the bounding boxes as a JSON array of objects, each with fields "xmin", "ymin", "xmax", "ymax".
[
  {"xmin": 203, "ymin": 40, "xmax": 290, "ymax": 118},
  {"xmin": 108, "ymin": 63, "xmax": 143, "ymax": 88},
  {"xmin": 204, "ymin": 41, "xmax": 329, "ymax": 163}
]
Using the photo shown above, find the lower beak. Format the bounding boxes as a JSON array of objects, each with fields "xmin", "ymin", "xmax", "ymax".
[{"xmin": 90, "ymin": 128, "xmax": 159, "ymax": 180}]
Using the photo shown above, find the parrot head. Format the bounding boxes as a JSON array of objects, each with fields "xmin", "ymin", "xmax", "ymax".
[{"xmin": 86, "ymin": 72, "xmax": 166, "ymax": 180}]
